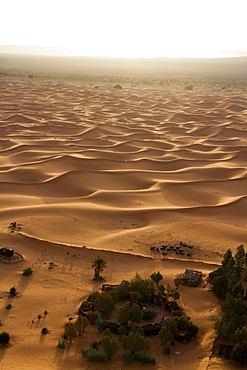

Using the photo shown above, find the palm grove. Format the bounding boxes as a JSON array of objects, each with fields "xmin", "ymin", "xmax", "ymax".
[
  {"xmin": 76, "ymin": 257, "xmax": 198, "ymax": 363},
  {"xmin": 209, "ymin": 244, "xmax": 247, "ymax": 365}
]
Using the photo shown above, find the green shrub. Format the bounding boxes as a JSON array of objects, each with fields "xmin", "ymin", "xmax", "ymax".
[
  {"xmin": 94, "ymin": 318, "xmax": 103, "ymax": 332},
  {"xmin": 82, "ymin": 347, "xmax": 107, "ymax": 361},
  {"xmin": 143, "ymin": 309, "xmax": 155, "ymax": 320},
  {"xmin": 134, "ymin": 352, "xmax": 156, "ymax": 363},
  {"xmin": 118, "ymin": 325, "xmax": 129, "ymax": 337},
  {"xmin": 102, "ymin": 328, "xmax": 112, "ymax": 337},
  {"xmin": 6, "ymin": 304, "xmax": 12, "ymax": 310},
  {"xmin": 41, "ymin": 327, "xmax": 48, "ymax": 334},
  {"xmin": 0, "ymin": 331, "xmax": 10, "ymax": 345},
  {"xmin": 23, "ymin": 267, "xmax": 33, "ymax": 276},
  {"xmin": 90, "ymin": 341, "xmax": 99, "ymax": 349},
  {"xmin": 122, "ymin": 352, "xmax": 156, "ymax": 363},
  {"xmin": 9, "ymin": 287, "xmax": 17, "ymax": 296},
  {"xmin": 37, "ymin": 314, "xmax": 42, "ymax": 319},
  {"xmin": 57, "ymin": 338, "xmax": 66, "ymax": 348},
  {"xmin": 122, "ymin": 352, "xmax": 134, "ymax": 363}
]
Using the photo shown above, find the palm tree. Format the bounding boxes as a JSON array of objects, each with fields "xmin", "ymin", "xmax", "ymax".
[{"xmin": 92, "ymin": 256, "xmax": 107, "ymax": 280}]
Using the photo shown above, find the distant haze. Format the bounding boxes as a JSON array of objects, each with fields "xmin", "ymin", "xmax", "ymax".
[
  {"xmin": 0, "ymin": 0, "xmax": 247, "ymax": 58},
  {"xmin": 1, "ymin": 52, "xmax": 247, "ymax": 81},
  {"xmin": 1, "ymin": 45, "xmax": 247, "ymax": 59}
]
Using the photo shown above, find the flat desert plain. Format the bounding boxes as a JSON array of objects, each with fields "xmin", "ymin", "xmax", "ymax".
[{"xmin": 0, "ymin": 62, "xmax": 247, "ymax": 370}]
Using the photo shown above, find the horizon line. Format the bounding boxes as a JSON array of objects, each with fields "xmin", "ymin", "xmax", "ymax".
[{"xmin": 1, "ymin": 45, "xmax": 247, "ymax": 59}]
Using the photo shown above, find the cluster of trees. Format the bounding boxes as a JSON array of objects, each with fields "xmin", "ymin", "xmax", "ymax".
[
  {"xmin": 89, "ymin": 273, "xmax": 155, "ymax": 320},
  {"xmin": 115, "ymin": 272, "xmax": 180, "ymax": 303},
  {"xmin": 83, "ymin": 329, "xmax": 119, "ymax": 361},
  {"xmin": 80, "ymin": 269, "xmax": 191, "ymax": 363},
  {"xmin": 59, "ymin": 315, "xmax": 89, "ymax": 347},
  {"xmin": 83, "ymin": 324, "xmax": 154, "ymax": 363},
  {"xmin": 209, "ymin": 245, "xmax": 247, "ymax": 365},
  {"xmin": 159, "ymin": 316, "xmax": 198, "ymax": 345},
  {"xmin": 91, "ymin": 272, "xmax": 180, "ymax": 321}
]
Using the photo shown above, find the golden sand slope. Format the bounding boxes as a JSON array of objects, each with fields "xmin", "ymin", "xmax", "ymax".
[{"xmin": 0, "ymin": 77, "xmax": 246, "ymax": 259}]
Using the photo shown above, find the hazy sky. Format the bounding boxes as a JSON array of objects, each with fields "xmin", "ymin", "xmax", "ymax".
[{"xmin": 1, "ymin": 0, "xmax": 247, "ymax": 58}]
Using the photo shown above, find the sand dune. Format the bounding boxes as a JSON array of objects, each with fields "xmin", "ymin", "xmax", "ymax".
[
  {"xmin": 1, "ymin": 77, "xmax": 246, "ymax": 252},
  {"xmin": 0, "ymin": 79, "xmax": 247, "ymax": 250},
  {"xmin": 0, "ymin": 75, "xmax": 246, "ymax": 369}
]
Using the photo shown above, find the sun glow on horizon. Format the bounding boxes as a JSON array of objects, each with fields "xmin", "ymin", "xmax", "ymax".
[{"xmin": 1, "ymin": 0, "xmax": 247, "ymax": 58}]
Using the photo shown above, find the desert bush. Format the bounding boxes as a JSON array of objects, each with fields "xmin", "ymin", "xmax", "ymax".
[
  {"xmin": 23, "ymin": 267, "xmax": 33, "ymax": 276},
  {"xmin": 6, "ymin": 304, "xmax": 12, "ymax": 310},
  {"xmin": 9, "ymin": 287, "xmax": 17, "ymax": 296},
  {"xmin": 0, "ymin": 331, "xmax": 10, "ymax": 345},
  {"xmin": 37, "ymin": 314, "xmax": 42, "ymax": 319},
  {"xmin": 57, "ymin": 338, "xmax": 66, "ymax": 348},
  {"xmin": 102, "ymin": 328, "xmax": 112, "ymax": 337},
  {"xmin": 82, "ymin": 347, "xmax": 107, "ymax": 361},
  {"xmin": 41, "ymin": 327, "xmax": 48, "ymax": 334},
  {"xmin": 118, "ymin": 325, "xmax": 129, "ymax": 337},
  {"xmin": 94, "ymin": 318, "xmax": 103, "ymax": 332},
  {"xmin": 122, "ymin": 352, "xmax": 155, "ymax": 363}
]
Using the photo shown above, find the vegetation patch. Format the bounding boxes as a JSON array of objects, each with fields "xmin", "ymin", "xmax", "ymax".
[
  {"xmin": 82, "ymin": 347, "xmax": 107, "ymax": 361},
  {"xmin": 209, "ymin": 244, "xmax": 247, "ymax": 366},
  {"xmin": 22, "ymin": 267, "xmax": 33, "ymax": 276}
]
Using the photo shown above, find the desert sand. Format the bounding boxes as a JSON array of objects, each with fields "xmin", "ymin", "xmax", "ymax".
[{"xmin": 0, "ymin": 61, "xmax": 247, "ymax": 369}]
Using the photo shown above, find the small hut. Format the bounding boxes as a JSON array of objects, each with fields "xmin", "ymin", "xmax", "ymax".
[
  {"xmin": 181, "ymin": 270, "xmax": 202, "ymax": 286},
  {"xmin": 142, "ymin": 323, "xmax": 162, "ymax": 336},
  {"xmin": 0, "ymin": 248, "xmax": 14, "ymax": 258},
  {"xmin": 101, "ymin": 321, "xmax": 120, "ymax": 334},
  {"xmin": 151, "ymin": 294, "xmax": 167, "ymax": 306},
  {"xmin": 175, "ymin": 331, "xmax": 193, "ymax": 343},
  {"xmin": 101, "ymin": 284, "xmax": 119, "ymax": 293},
  {"xmin": 172, "ymin": 309, "xmax": 183, "ymax": 317},
  {"xmin": 165, "ymin": 301, "xmax": 180, "ymax": 312},
  {"xmin": 79, "ymin": 300, "xmax": 94, "ymax": 312}
]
